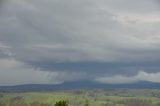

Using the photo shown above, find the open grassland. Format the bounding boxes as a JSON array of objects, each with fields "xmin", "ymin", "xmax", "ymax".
[{"xmin": 0, "ymin": 89, "xmax": 160, "ymax": 106}]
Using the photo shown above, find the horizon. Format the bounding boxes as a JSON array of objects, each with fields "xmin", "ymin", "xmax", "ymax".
[{"xmin": 0, "ymin": 0, "xmax": 160, "ymax": 86}]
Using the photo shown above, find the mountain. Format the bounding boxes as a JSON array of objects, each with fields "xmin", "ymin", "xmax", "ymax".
[{"xmin": 0, "ymin": 80, "xmax": 160, "ymax": 92}]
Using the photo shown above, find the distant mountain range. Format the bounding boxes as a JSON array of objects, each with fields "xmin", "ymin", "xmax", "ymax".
[{"xmin": 0, "ymin": 80, "xmax": 160, "ymax": 92}]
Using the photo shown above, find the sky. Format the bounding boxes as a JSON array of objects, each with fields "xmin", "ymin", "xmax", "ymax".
[{"xmin": 0, "ymin": 0, "xmax": 160, "ymax": 85}]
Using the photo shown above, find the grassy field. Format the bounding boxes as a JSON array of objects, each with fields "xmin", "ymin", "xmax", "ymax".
[{"xmin": 0, "ymin": 89, "xmax": 160, "ymax": 106}]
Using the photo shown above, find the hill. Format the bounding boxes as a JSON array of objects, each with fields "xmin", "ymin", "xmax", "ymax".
[{"xmin": 0, "ymin": 80, "xmax": 160, "ymax": 92}]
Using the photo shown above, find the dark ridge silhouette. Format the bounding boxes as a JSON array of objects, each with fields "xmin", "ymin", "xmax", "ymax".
[{"xmin": 0, "ymin": 80, "xmax": 160, "ymax": 92}]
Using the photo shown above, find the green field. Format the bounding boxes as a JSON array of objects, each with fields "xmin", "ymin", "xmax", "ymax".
[{"xmin": 0, "ymin": 89, "xmax": 160, "ymax": 106}]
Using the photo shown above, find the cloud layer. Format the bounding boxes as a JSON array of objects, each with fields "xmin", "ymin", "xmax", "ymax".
[
  {"xmin": 95, "ymin": 71, "xmax": 160, "ymax": 84},
  {"xmin": 0, "ymin": 0, "xmax": 160, "ymax": 85}
]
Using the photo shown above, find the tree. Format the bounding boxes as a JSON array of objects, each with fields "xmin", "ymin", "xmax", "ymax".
[
  {"xmin": 54, "ymin": 101, "xmax": 68, "ymax": 106},
  {"xmin": 84, "ymin": 100, "xmax": 89, "ymax": 106}
]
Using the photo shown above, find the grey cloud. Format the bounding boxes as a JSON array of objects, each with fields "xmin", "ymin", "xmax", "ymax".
[
  {"xmin": 97, "ymin": 0, "xmax": 160, "ymax": 14},
  {"xmin": 0, "ymin": 0, "xmax": 160, "ymax": 85},
  {"xmin": 95, "ymin": 71, "xmax": 160, "ymax": 84}
]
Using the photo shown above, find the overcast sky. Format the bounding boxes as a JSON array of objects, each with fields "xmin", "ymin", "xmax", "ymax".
[{"xmin": 0, "ymin": 0, "xmax": 160, "ymax": 85}]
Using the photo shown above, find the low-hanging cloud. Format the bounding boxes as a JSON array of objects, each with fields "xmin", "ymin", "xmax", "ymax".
[
  {"xmin": 95, "ymin": 71, "xmax": 160, "ymax": 84},
  {"xmin": 0, "ymin": 58, "xmax": 64, "ymax": 86}
]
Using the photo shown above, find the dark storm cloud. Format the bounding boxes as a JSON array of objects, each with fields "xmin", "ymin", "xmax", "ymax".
[
  {"xmin": 28, "ymin": 60, "xmax": 160, "ymax": 76},
  {"xmin": 0, "ymin": 0, "xmax": 160, "ymax": 85}
]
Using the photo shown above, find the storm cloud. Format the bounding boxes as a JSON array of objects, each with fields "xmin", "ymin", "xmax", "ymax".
[{"xmin": 0, "ymin": 0, "xmax": 160, "ymax": 85}]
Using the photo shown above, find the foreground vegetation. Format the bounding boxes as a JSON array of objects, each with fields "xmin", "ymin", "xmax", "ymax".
[{"xmin": 0, "ymin": 89, "xmax": 160, "ymax": 106}]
